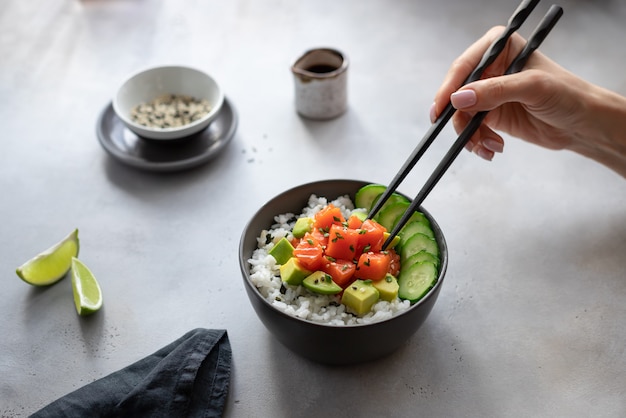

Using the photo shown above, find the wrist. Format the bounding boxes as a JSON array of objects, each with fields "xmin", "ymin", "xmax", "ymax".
[{"xmin": 568, "ymin": 84, "xmax": 626, "ymax": 177}]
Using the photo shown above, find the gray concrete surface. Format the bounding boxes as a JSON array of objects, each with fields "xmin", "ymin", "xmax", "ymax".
[{"xmin": 1, "ymin": 1, "xmax": 625, "ymax": 417}]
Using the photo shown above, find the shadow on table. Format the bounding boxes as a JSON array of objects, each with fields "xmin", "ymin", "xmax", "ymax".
[
  {"xmin": 101, "ymin": 134, "xmax": 240, "ymax": 196},
  {"xmin": 263, "ymin": 318, "xmax": 496, "ymax": 417},
  {"xmin": 294, "ymin": 108, "xmax": 372, "ymax": 151},
  {"xmin": 23, "ymin": 281, "xmax": 107, "ymax": 357}
]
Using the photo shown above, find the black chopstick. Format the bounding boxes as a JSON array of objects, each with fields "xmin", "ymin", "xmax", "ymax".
[
  {"xmin": 367, "ymin": 0, "xmax": 541, "ymax": 221},
  {"xmin": 382, "ymin": 4, "xmax": 564, "ymax": 249}
]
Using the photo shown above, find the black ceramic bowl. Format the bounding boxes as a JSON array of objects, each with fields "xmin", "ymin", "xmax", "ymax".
[{"xmin": 238, "ymin": 179, "xmax": 448, "ymax": 365}]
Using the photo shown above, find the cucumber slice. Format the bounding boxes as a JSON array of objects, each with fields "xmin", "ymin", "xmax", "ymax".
[
  {"xmin": 393, "ymin": 210, "xmax": 430, "ymax": 228},
  {"xmin": 372, "ymin": 193, "xmax": 409, "ymax": 221},
  {"xmin": 400, "ymin": 233, "xmax": 439, "ymax": 262},
  {"xmin": 354, "ymin": 184, "xmax": 387, "ymax": 211},
  {"xmin": 398, "ymin": 261, "xmax": 438, "ymax": 303},
  {"xmin": 399, "ymin": 221, "xmax": 435, "ymax": 249},
  {"xmin": 403, "ymin": 250, "xmax": 439, "ymax": 269},
  {"xmin": 376, "ymin": 201, "xmax": 410, "ymax": 231}
]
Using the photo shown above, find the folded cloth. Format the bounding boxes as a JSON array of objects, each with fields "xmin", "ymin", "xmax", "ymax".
[{"xmin": 31, "ymin": 328, "xmax": 231, "ymax": 418}]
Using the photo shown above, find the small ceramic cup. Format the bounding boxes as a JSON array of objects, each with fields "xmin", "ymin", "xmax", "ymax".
[{"xmin": 291, "ymin": 48, "xmax": 348, "ymax": 120}]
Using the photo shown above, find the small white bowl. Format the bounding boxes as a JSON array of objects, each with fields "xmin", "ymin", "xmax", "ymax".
[{"xmin": 113, "ymin": 65, "xmax": 224, "ymax": 140}]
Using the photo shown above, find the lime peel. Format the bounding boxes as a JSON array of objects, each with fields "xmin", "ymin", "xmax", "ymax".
[
  {"xmin": 16, "ymin": 229, "xmax": 80, "ymax": 286},
  {"xmin": 71, "ymin": 257, "xmax": 103, "ymax": 316}
]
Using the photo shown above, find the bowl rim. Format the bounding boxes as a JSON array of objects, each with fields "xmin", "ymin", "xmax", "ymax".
[
  {"xmin": 112, "ymin": 64, "xmax": 225, "ymax": 137},
  {"xmin": 239, "ymin": 178, "xmax": 448, "ymax": 329}
]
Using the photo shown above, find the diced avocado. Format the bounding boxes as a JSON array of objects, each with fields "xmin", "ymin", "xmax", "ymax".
[
  {"xmin": 341, "ymin": 279, "xmax": 380, "ymax": 316},
  {"xmin": 292, "ymin": 217, "xmax": 314, "ymax": 239},
  {"xmin": 268, "ymin": 237, "xmax": 294, "ymax": 265},
  {"xmin": 279, "ymin": 257, "xmax": 311, "ymax": 286},
  {"xmin": 351, "ymin": 211, "xmax": 367, "ymax": 222},
  {"xmin": 382, "ymin": 232, "xmax": 401, "ymax": 249},
  {"xmin": 373, "ymin": 274, "xmax": 399, "ymax": 301},
  {"xmin": 302, "ymin": 271, "xmax": 342, "ymax": 295}
]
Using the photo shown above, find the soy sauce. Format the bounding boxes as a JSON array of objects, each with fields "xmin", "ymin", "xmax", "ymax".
[{"xmin": 305, "ymin": 64, "xmax": 338, "ymax": 73}]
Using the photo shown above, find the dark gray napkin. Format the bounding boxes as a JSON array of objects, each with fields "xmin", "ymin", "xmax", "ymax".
[{"xmin": 31, "ymin": 328, "xmax": 231, "ymax": 418}]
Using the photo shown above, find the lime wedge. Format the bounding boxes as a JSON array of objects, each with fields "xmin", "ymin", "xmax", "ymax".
[
  {"xmin": 71, "ymin": 257, "xmax": 103, "ymax": 316},
  {"xmin": 16, "ymin": 229, "xmax": 80, "ymax": 286}
]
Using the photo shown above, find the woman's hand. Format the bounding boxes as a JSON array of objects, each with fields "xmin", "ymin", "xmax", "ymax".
[{"xmin": 431, "ymin": 26, "xmax": 626, "ymax": 178}]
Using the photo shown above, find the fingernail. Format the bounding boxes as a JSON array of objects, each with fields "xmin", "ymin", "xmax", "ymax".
[
  {"xmin": 429, "ymin": 102, "xmax": 437, "ymax": 123},
  {"xmin": 451, "ymin": 89, "xmax": 477, "ymax": 109},
  {"xmin": 483, "ymin": 138, "xmax": 504, "ymax": 153},
  {"xmin": 465, "ymin": 140, "xmax": 474, "ymax": 152},
  {"xmin": 475, "ymin": 146, "xmax": 494, "ymax": 161}
]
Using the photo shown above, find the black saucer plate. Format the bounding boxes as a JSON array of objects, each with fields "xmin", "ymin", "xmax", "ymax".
[{"xmin": 96, "ymin": 97, "xmax": 238, "ymax": 172}]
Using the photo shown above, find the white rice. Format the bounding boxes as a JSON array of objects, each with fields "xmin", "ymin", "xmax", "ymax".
[{"xmin": 248, "ymin": 193, "xmax": 411, "ymax": 326}]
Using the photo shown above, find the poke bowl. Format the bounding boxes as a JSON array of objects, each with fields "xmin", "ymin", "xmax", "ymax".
[{"xmin": 239, "ymin": 179, "xmax": 448, "ymax": 365}]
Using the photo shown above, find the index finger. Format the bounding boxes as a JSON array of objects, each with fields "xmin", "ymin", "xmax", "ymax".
[{"xmin": 431, "ymin": 26, "xmax": 526, "ymax": 120}]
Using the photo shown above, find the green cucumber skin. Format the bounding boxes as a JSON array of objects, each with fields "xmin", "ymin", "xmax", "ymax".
[
  {"xmin": 355, "ymin": 185, "xmax": 387, "ymax": 211},
  {"xmin": 397, "ymin": 221, "xmax": 434, "ymax": 253},
  {"xmin": 398, "ymin": 261, "xmax": 438, "ymax": 303},
  {"xmin": 373, "ymin": 193, "xmax": 409, "ymax": 222},
  {"xmin": 395, "ymin": 211, "xmax": 431, "ymax": 228},
  {"xmin": 377, "ymin": 201, "xmax": 410, "ymax": 230},
  {"xmin": 400, "ymin": 233, "xmax": 439, "ymax": 262},
  {"xmin": 355, "ymin": 184, "xmax": 441, "ymax": 304},
  {"xmin": 398, "ymin": 222, "xmax": 435, "ymax": 252},
  {"xmin": 403, "ymin": 250, "xmax": 439, "ymax": 268}
]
